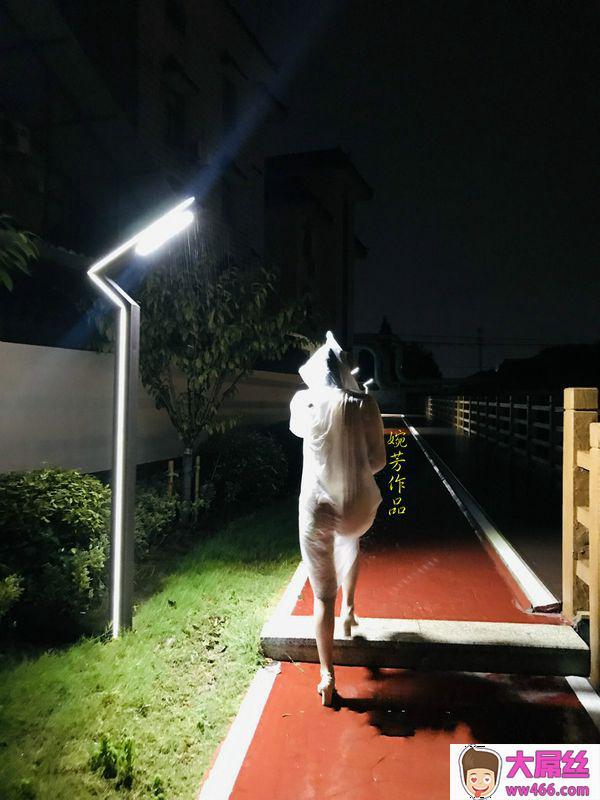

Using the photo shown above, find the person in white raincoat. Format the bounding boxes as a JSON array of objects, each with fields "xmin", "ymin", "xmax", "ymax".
[{"xmin": 289, "ymin": 331, "xmax": 386, "ymax": 705}]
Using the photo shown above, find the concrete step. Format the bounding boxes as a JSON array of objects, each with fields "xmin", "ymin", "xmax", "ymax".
[{"xmin": 261, "ymin": 615, "xmax": 590, "ymax": 677}]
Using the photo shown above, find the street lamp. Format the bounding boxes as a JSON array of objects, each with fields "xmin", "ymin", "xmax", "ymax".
[{"xmin": 88, "ymin": 197, "xmax": 195, "ymax": 638}]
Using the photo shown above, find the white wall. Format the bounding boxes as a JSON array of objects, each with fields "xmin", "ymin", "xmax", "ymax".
[{"xmin": 0, "ymin": 341, "xmax": 301, "ymax": 473}]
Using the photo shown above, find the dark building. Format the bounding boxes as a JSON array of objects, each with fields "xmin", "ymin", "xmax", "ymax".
[
  {"xmin": 265, "ymin": 147, "xmax": 372, "ymax": 350},
  {"xmin": 1, "ymin": 0, "xmax": 284, "ymax": 347}
]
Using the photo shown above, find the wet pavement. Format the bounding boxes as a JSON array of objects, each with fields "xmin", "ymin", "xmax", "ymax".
[
  {"xmin": 230, "ymin": 664, "xmax": 598, "ymax": 800},
  {"xmin": 210, "ymin": 420, "xmax": 599, "ymax": 800},
  {"xmin": 407, "ymin": 414, "xmax": 563, "ymax": 599},
  {"xmin": 293, "ymin": 421, "xmax": 561, "ymax": 624}
]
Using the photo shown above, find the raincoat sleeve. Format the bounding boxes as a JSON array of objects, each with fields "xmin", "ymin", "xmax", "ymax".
[
  {"xmin": 361, "ymin": 395, "xmax": 387, "ymax": 474},
  {"xmin": 289, "ymin": 389, "xmax": 312, "ymax": 439}
]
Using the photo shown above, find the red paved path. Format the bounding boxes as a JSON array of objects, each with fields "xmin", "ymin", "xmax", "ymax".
[
  {"xmin": 294, "ymin": 427, "xmax": 561, "ymax": 624},
  {"xmin": 224, "ymin": 426, "xmax": 599, "ymax": 799}
]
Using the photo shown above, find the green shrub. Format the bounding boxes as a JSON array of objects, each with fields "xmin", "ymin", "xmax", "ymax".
[
  {"xmin": 134, "ymin": 482, "xmax": 219, "ymax": 553},
  {"xmin": 202, "ymin": 429, "xmax": 288, "ymax": 510},
  {"xmin": 0, "ymin": 573, "xmax": 23, "ymax": 619},
  {"xmin": 134, "ymin": 487, "xmax": 180, "ymax": 559},
  {"xmin": 0, "ymin": 469, "xmax": 110, "ymax": 634},
  {"xmin": 90, "ymin": 734, "xmax": 134, "ymax": 789},
  {"xmin": 266, "ymin": 420, "xmax": 303, "ymax": 488}
]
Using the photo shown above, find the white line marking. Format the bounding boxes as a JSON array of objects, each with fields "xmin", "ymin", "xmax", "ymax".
[
  {"xmin": 387, "ymin": 414, "xmax": 558, "ymax": 609},
  {"xmin": 197, "ymin": 416, "xmax": 599, "ymax": 800},
  {"xmin": 196, "ymin": 662, "xmax": 281, "ymax": 800},
  {"xmin": 196, "ymin": 562, "xmax": 307, "ymax": 799},
  {"xmin": 387, "ymin": 415, "xmax": 600, "ymax": 728},
  {"xmin": 566, "ymin": 676, "xmax": 600, "ymax": 734}
]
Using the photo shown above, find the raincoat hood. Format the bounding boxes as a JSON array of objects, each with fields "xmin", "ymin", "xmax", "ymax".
[{"xmin": 298, "ymin": 330, "xmax": 361, "ymax": 392}]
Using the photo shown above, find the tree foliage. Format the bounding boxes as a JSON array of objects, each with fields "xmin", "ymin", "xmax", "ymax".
[
  {"xmin": 139, "ymin": 260, "xmax": 307, "ymax": 452},
  {"xmin": 0, "ymin": 213, "xmax": 39, "ymax": 291},
  {"xmin": 401, "ymin": 341, "xmax": 442, "ymax": 379}
]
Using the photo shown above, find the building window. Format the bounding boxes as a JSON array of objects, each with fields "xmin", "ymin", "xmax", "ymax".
[
  {"xmin": 164, "ymin": 90, "xmax": 186, "ymax": 152},
  {"xmin": 222, "ymin": 76, "xmax": 238, "ymax": 128},
  {"xmin": 165, "ymin": 0, "xmax": 186, "ymax": 35}
]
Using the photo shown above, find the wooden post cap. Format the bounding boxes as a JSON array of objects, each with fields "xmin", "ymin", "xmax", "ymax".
[
  {"xmin": 590, "ymin": 422, "xmax": 600, "ymax": 448},
  {"xmin": 563, "ymin": 388, "xmax": 598, "ymax": 411}
]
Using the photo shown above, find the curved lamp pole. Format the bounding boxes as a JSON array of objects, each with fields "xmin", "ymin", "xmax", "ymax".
[{"xmin": 88, "ymin": 197, "xmax": 195, "ymax": 638}]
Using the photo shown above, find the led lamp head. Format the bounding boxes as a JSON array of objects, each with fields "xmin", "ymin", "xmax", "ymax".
[{"xmin": 134, "ymin": 208, "xmax": 194, "ymax": 256}]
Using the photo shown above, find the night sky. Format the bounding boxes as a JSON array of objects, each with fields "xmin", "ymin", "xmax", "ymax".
[{"xmin": 235, "ymin": 1, "xmax": 600, "ymax": 378}]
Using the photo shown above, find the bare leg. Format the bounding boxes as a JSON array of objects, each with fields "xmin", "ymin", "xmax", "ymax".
[
  {"xmin": 341, "ymin": 552, "xmax": 360, "ymax": 631},
  {"xmin": 314, "ymin": 595, "xmax": 335, "ymax": 675},
  {"xmin": 314, "ymin": 595, "xmax": 336, "ymax": 705}
]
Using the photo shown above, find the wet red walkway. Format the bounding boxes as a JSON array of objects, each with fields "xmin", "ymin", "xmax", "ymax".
[
  {"xmin": 221, "ymin": 425, "xmax": 599, "ymax": 799},
  {"xmin": 294, "ymin": 426, "xmax": 561, "ymax": 624}
]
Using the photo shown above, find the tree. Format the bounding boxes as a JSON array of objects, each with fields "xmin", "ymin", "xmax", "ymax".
[
  {"xmin": 401, "ymin": 341, "xmax": 442, "ymax": 379},
  {"xmin": 139, "ymin": 258, "xmax": 307, "ymax": 501},
  {"xmin": 0, "ymin": 213, "xmax": 38, "ymax": 291}
]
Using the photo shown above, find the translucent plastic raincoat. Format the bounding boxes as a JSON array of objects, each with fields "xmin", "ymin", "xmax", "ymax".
[{"xmin": 290, "ymin": 332, "xmax": 387, "ymax": 600}]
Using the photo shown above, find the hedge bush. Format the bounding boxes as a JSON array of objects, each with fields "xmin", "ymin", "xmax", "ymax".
[
  {"xmin": 134, "ymin": 487, "xmax": 181, "ymax": 559},
  {"xmin": 0, "ymin": 437, "xmax": 287, "ymax": 638},
  {"xmin": 0, "ymin": 574, "xmax": 23, "ymax": 620},
  {"xmin": 0, "ymin": 468, "xmax": 110, "ymax": 635},
  {"xmin": 265, "ymin": 420, "xmax": 303, "ymax": 489},
  {"xmin": 202, "ymin": 429, "xmax": 288, "ymax": 511}
]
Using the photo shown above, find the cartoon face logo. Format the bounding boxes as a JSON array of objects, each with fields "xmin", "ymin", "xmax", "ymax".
[{"xmin": 460, "ymin": 746, "xmax": 502, "ymax": 798}]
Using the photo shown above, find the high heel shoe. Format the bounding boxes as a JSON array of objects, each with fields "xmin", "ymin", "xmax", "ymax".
[
  {"xmin": 341, "ymin": 609, "xmax": 360, "ymax": 638},
  {"xmin": 316, "ymin": 669, "xmax": 335, "ymax": 706}
]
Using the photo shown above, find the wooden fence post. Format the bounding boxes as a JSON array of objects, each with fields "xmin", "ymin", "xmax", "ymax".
[
  {"xmin": 485, "ymin": 394, "xmax": 492, "ymax": 439},
  {"xmin": 194, "ymin": 455, "xmax": 201, "ymax": 502},
  {"xmin": 167, "ymin": 459, "xmax": 175, "ymax": 496},
  {"xmin": 495, "ymin": 394, "xmax": 500, "ymax": 444},
  {"xmin": 588, "ymin": 422, "xmax": 600, "ymax": 686},
  {"xmin": 562, "ymin": 387, "xmax": 597, "ymax": 623}
]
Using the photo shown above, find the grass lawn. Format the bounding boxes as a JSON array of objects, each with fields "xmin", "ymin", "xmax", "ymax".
[{"xmin": 0, "ymin": 496, "xmax": 299, "ymax": 800}]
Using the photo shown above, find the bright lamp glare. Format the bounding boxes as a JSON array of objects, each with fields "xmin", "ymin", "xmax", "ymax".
[
  {"xmin": 351, "ymin": 367, "xmax": 360, "ymax": 375},
  {"xmin": 135, "ymin": 209, "xmax": 194, "ymax": 256}
]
